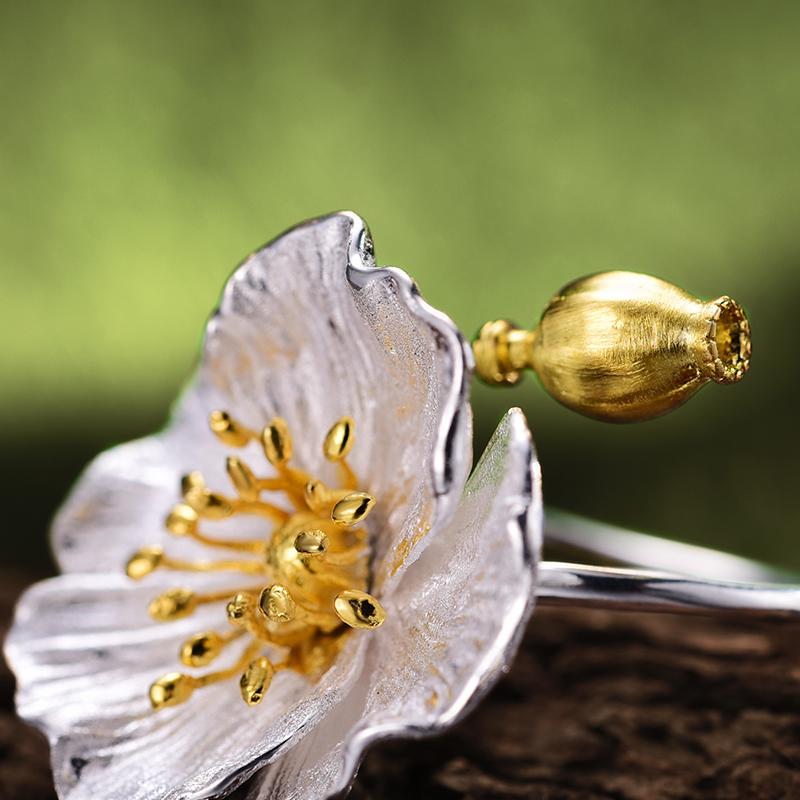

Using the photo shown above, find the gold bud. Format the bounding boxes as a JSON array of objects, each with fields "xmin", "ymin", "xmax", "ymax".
[
  {"xmin": 240, "ymin": 657, "xmax": 274, "ymax": 706},
  {"xmin": 149, "ymin": 672, "xmax": 197, "ymax": 710},
  {"xmin": 261, "ymin": 418, "xmax": 292, "ymax": 466},
  {"xmin": 294, "ymin": 530, "xmax": 328, "ymax": 555},
  {"xmin": 180, "ymin": 631, "xmax": 224, "ymax": 667},
  {"xmin": 209, "ymin": 410, "xmax": 251, "ymax": 447},
  {"xmin": 125, "ymin": 546, "xmax": 164, "ymax": 580},
  {"xmin": 474, "ymin": 271, "xmax": 751, "ymax": 422},
  {"xmin": 226, "ymin": 457, "xmax": 258, "ymax": 502},
  {"xmin": 323, "ymin": 417, "xmax": 355, "ymax": 461},
  {"xmin": 331, "ymin": 492, "xmax": 375, "ymax": 527},
  {"xmin": 165, "ymin": 504, "xmax": 199, "ymax": 536},
  {"xmin": 334, "ymin": 590, "xmax": 386, "ymax": 629},
  {"xmin": 258, "ymin": 585, "xmax": 296, "ymax": 623},
  {"xmin": 148, "ymin": 587, "xmax": 196, "ymax": 621}
]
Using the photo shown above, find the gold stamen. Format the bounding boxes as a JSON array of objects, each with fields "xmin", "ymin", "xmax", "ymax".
[
  {"xmin": 148, "ymin": 587, "xmax": 196, "ymax": 621},
  {"xmin": 240, "ymin": 656, "xmax": 275, "ymax": 706},
  {"xmin": 126, "ymin": 546, "xmax": 164, "ymax": 580},
  {"xmin": 156, "ymin": 554, "xmax": 265, "ymax": 575},
  {"xmin": 226, "ymin": 591, "xmax": 256, "ymax": 625},
  {"xmin": 226, "ymin": 457, "xmax": 259, "ymax": 502},
  {"xmin": 323, "ymin": 417, "xmax": 355, "ymax": 461},
  {"xmin": 138, "ymin": 411, "xmax": 387, "ymax": 708},
  {"xmin": 294, "ymin": 530, "xmax": 329, "ymax": 555},
  {"xmin": 149, "ymin": 672, "xmax": 199, "ymax": 710},
  {"xmin": 180, "ymin": 629, "xmax": 243, "ymax": 667},
  {"xmin": 258, "ymin": 585, "xmax": 296, "ymax": 623},
  {"xmin": 165, "ymin": 504, "xmax": 199, "ymax": 536},
  {"xmin": 334, "ymin": 590, "xmax": 386, "ymax": 629},
  {"xmin": 209, "ymin": 410, "xmax": 256, "ymax": 447},
  {"xmin": 331, "ymin": 492, "xmax": 375, "ymax": 527},
  {"xmin": 261, "ymin": 418, "xmax": 292, "ymax": 466}
]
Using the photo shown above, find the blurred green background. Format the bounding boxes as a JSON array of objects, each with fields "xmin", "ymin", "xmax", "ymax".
[{"xmin": 1, "ymin": 0, "xmax": 798, "ymax": 573}]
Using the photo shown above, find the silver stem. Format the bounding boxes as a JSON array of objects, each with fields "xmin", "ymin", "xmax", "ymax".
[
  {"xmin": 545, "ymin": 509, "xmax": 793, "ymax": 584},
  {"xmin": 536, "ymin": 561, "xmax": 800, "ymax": 621}
]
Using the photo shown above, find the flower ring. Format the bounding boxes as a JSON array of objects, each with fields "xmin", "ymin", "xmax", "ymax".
[{"xmin": 6, "ymin": 212, "xmax": 541, "ymax": 800}]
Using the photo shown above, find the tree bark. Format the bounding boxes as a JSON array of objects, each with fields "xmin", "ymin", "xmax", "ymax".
[{"xmin": 3, "ymin": 572, "xmax": 800, "ymax": 800}]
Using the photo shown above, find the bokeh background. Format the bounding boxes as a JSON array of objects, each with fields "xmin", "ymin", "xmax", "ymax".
[{"xmin": 2, "ymin": 0, "xmax": 798, "ymax": 575}]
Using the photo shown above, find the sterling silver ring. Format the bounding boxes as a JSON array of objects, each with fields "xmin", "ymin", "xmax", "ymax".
[{"xmin": 5, "ymin": 211, "xmax": 774, "ymax": 800}]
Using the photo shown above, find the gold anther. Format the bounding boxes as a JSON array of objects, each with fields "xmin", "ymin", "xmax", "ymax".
[
  {"xmin": 226, "ymin": 457, "xmax": 259, "ymax": 502},
  {"xmin": 294, "ymin": 530, "xmax": 329, "ymax": 555},
  {"xmin": 261, "ymin": 418, "xmax": 292, "ymax": 466},
  {"xmin": 148, "ymin": 587, "xmax": 196, "ymax": 621},
  {"xmin": 323, "ymin": 417, "xmax": 355, "ymax": 461},
  {"xmin": 240, "ymin": 656, "xmax": 274, "ymax": 706},
  {"xmin": 258, "ymin": 585, "xmax": 296, "ymax": 623},
  {"xmin": 334, "ymin": 590, "xmax": 386, "ymax": 629},
  {"xmin": 331, "ymin": 492, "xmax": 375, "ymax": 527},
  {"xmin": 226, "ymin": 591, "xmax": 255, "ymax": 625},
  {"xmin": 149, "ymin": 672, "xmax": 198, "ymax": 710},
  {"xmin": 165, "ymin": 504, "xmax": 199, "ymax": 536},
  {"xmin": 180, "ymin": 631, "xmax": 225, "ymax": 667},
  {"xmin": 209, "ymin": 410, "xmax": 255, "ymax": 447},
  {"xmin": 473, "ymin": 271, "xmax": 751, "ymax": 423},
  {"xmin": 126, "ymin": 546, "xmax": 164, "ymax": 580}
]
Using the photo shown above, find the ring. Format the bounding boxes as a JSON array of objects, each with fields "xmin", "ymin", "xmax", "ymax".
[{"xmin": 5, "ymin": 212, "xmax": 766, "ymax": 800}]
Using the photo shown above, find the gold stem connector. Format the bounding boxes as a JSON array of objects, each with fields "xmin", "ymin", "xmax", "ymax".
[{"xmin": 473, "ymin": 271, "xmax": 751, "ymax": 422}]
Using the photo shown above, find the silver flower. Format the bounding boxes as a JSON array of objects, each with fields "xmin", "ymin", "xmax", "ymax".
[{"xmin": 5, "ymin": 212, "xmax": 541, "ymax": 800}]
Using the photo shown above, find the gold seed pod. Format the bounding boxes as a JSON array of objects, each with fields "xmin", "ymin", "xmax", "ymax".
[
  {"xmin": 294, "ymin": 530, "xmax": 329, "ymax": 555},
  {"xmin": 226, "ymin": 591, "xmax": 254, "ymax": 625},
  {"xmin": 149, "ymin": 672, "xmax": 197, "ymax": 710},
  {"xmin": 240, "ymin": 656, "xmax": 274, "ymax": 706},
  {"xmin": 334, "ymin": 590, "xmax": 386, "ymax": 629},
  {"xmin": 226, "ymin": 457, "xmax": 259, "ymax": 502},
  {"xmin": 126, "ymin": 546, "xmax": 164, "ymax": 580},
  {"xmin": 261, "ymin": 418, "xmax": 292, "ymax": 466},
  {"xmin": 473, "ymin": 271, "xmax": 751, "ymax": 422},
  {"xmin": 165, "ymin": 504, "xmax": 199, "ymax": 536},
  {"xmin": 323, "ymin": 417, "xmax": 355, "ymax": 461},
  {"xmin": 209, "ymin": 410, "xmax": 251, "ymax": 447},
  {"xmin": 180, "ymin": 631, "xmax": 224, "ymax": 667},
  {"xmin": 148, "ymin": 587, "xmax": 196, "ymax": 621},
  {"xmin": 331, "ymin": 492, "xmax": 375, "ymax": 527},
  {"xmin": 258, "ymin": 585, "xmax": 296, "ymax": 623}
]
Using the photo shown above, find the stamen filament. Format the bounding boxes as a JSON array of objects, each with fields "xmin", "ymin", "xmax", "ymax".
[
  {"xmin": 195, "ymin": 640, "xmax": 264, "ymax": 688},
  {"xmin": 159, "ymin": 555, "xmax": 266, "ymax": 575},
  {"xmin": 186, "ymin": 529, "xmax": 267, "ymax": 554}
]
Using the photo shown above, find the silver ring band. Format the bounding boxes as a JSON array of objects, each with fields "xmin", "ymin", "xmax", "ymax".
[{"xmin": 537, "ymin": 511, "xmax": 800, "ymax": 621}]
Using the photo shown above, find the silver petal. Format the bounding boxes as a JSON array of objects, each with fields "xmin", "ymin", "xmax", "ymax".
[
  {"xmin": 52, "ymin": 211, "xmax": 473, "ymax": 588},
  {"xmin": 5, "ymin": 573, "xmax": 369, "ymax": 800},
  {"xmin": 244, "ymin": 408, "xmax": 541, "ymax": 800}
]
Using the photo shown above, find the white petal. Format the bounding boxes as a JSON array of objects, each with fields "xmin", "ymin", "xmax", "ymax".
[
  {"xmin": 5, "ymin": 573, "xmax": 368, "ymax": 800},
  {"xmin": 52, "ymin": 211, "xmax": 472, "ymax": 588},
  {"xmin": 190, "ymin": 211, "xmax": 473, "ymax": 584},
  {"xmin": 244, "ymin": 408, "xmax": 541, "ymax": 800}
]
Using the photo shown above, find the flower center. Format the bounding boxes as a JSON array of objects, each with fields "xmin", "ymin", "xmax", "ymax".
[{"xmin": 125, "ymin": 413, "xmax": 385, "ymax": 710}]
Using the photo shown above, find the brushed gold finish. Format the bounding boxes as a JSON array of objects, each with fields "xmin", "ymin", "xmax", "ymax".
[
  {"xmin": 473, "ymin": 271, "xmax": 751, "ymax": 422},
  {"xmin": 129, "ymin": 411, "xmax": 384, "ymax": 710}
]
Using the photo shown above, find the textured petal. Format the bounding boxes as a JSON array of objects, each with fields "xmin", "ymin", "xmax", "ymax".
[
  {"xmin": 5, "ymin": 574, "xmax": 368, "ymax": 800},
  {"xmin": 52, "ymin": 211, "xmax": 472, "ymax": 588},
  {"xmin": 187, "ymin": 211, "xmax": 473, "ymax": 586},
  {"xmin": 244, "ymin": 408, "xmax": 541, "ymax": 800}
]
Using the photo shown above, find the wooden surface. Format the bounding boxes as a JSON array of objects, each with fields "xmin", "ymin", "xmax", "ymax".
[{"xmin": 3, "ymin": 571, "xmax": 800, "ymax": 800}]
